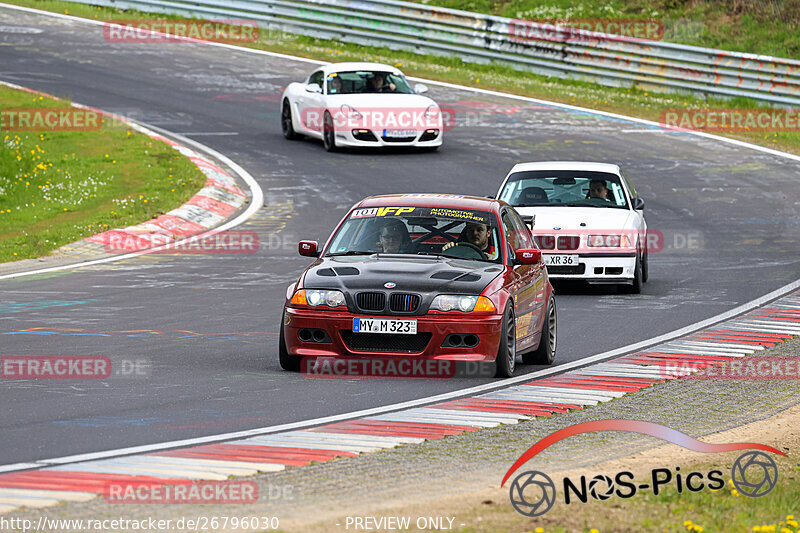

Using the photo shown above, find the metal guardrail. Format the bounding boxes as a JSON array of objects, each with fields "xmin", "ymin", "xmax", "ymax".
[{"xmin": 72, "ymin": 0, "xmax": 800, "ymax": 106}]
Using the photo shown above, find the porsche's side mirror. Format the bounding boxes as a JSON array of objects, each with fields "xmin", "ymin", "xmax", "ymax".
[
  {"xmin": 299, "ymin": 240, "xmax": 319, "ymax": 257},
  {"xmin": 414, "ymin": 83, "xmax": 429, "ymax": 94},
  {"xmin": 515, "ymin": 248, "xmax": 541, "ymax": 265},
  {"xmin": 632, "ymin": 197, "xmax": 645, "ymax": 210},
  {"xmin": 305, "ymin": 83, "xmax": 322, "ymax": 94}
]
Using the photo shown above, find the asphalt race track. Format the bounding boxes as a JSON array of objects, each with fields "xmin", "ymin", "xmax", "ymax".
[{"xmin": 1, "ymin": 6, "xmax": 799, "ymax": 467}]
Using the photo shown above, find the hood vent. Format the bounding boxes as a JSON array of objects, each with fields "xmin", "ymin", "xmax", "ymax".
[
  {"xmin": 316, "ymin": 267, "xmax": 360, "ymax": 277},
  {"xmin": 431, "ymin": 271, "xmax": 480, "ymax": 282}
]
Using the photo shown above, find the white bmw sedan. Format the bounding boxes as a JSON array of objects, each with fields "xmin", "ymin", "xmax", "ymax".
[
  {"xmin": 496, "ymin": 162, "xmax": 648, "ymax": 293},
  {"xmin": 280, "ymin": 62, "xmax": 443, "ymax": 151}
]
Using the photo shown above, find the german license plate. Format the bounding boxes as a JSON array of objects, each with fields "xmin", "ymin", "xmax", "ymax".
[
  {"xmin": 353, "ymin": 318, "xmax": 417, "ymax": 334},
  {"xmin": 383, "ymin": 129, "xmax": 417, "ymax": 138},
  {"xmin": 544, "ymin": 254, "xmax": 579, "ymax": 266}
]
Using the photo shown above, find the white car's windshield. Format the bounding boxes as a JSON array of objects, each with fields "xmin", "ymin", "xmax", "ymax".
[
  {"xmin": 326, "ymin": 71, "xmax": 415, "ymax": 95},
  {"xmin": 499, "ymin": 171, "xmax": 629, "ymax": 209},
  {"xmin": 326, "ymin": 206, "xmax": 502, "ymax": 263}
]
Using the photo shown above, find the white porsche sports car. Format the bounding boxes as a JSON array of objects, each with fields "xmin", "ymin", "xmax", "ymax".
[
  {"xmin": 280, "ymin": 62, "xmax": 443, "ymax": 151},
  {"xmin": 496, "ymin": 162, "xmax": 648, "ymax": 293}
]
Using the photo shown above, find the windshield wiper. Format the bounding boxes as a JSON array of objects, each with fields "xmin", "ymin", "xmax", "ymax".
[
  {"xmin": 415, "ymin": 251, "xmax": 448, "ymax": 258},
  {"xmin": 563, "ymin": 202, "xmax": 605, "ymax": 208},
  {"xmin": 326, "ymin": 250, "xmax": 375, "ymax": 257}
]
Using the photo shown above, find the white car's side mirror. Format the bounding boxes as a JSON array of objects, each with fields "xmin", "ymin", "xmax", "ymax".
[
  {"xmin": 414, "ymin": 83, "xmax": 429, "ymax": 94},
  {"xmin": 305, "ymin": 83, "xmax": 322, "ymax": 94}
]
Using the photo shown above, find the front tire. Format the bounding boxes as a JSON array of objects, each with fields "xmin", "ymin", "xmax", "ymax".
[
  {"xmin": 641, "ymin": 248, "xmax": 649, "ymax": 283},
  {"xmin": 494, "ymin": 303, "xmax": 517, "ymax": 378},
  {"xmin": 621, "ymin": 255, "xmax": 643, "ymax": 294},
  {"xmin": 523, "ymin": 297, "xmax": 556, "ymax": 365},
  {"xmin": 278, "ymin": 311, "xmax": 300, "ymax": 371},
  {"xmin": 281, "ymin": 100, "xmax": 298, "ymax": 140},
  {"xmin": 323, "ymin": 111, "xmax": 337, "ymax": 152}
]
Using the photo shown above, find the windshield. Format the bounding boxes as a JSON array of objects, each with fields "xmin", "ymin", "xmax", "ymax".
[
  {"xmin": 498, "ymin": 170, "xmax": 629, "ymax": 209},
  {"xmin": 326, "ymin": 71, "xmax": 415, "ymax": 95},
  {"xmin": 326, "ymin": 205, "xmax": 502, "ymax": 263}
]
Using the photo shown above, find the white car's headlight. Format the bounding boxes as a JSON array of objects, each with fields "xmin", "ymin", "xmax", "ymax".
[
  {"xmin": 339, "ymin": 104, "xmax": 362, "ymax": 120},
  {"xmin": 291, "ymin": 289, "xmax": 346, "ymax": 308},
  {"xmin": 430, "ymin": 295, "xmax": 495, "ymax": 313},
  {"xmin": 424, "ymin": 104, "xmax": 439, "ymax": 120},
  {"xmin": 587, "ymin": 234, "xmax": 634, "ymax": 248}
]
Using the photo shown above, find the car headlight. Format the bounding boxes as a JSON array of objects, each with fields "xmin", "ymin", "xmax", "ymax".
[
  {"xmin": 290, "ymin": 289, "xmax": 346, "ymax": 308},
  {"xmin": 424, "ymin": 104, "xmax": 439, "ymax": 120},
  {"xmin": 339, "ymin": 104, "xmax": 362, "ymax": 120},
  {"xmin": 430, "ymin": 295, "xmax": 496, "ymax": 313},
  {"xmin": 588, "ymin": 234, "xmax": 621, "ymax": 247}
]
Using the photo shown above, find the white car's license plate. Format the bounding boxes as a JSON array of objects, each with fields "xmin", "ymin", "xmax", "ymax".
[
  {"xmin": 544, "ymin": 254, "xmax": 579, "ymax": 266},
  {"xmin": 353, "ymin": 318, "xmax": 417, "ymax": 334},
  {"xmin": 383, "ymin": 129, "xmax": 417, "ymax": 138}
]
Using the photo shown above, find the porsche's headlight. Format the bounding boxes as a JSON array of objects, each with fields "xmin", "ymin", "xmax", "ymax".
[
  {"xmin": 430, "ymin": 295, "xmax": 495, "ymax": 313},
  {"xmin": 424, "ymin": 104, "xmax": 439, "ymax": 120},
  {"xmin": 339, "ymin": 104, "xmax": 363, "ymax": 120},
  {"xmin": 291, "ymin": 289, "xmax": 346, "ymax": 308}
]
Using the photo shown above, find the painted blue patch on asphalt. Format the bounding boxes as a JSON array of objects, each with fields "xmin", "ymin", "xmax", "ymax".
[{"xmin": 0, "ymin": 299, "xmax": 99, "ymax": 313}]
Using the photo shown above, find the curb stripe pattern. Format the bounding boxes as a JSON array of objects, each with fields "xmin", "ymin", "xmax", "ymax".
[{"xmin": 1, "ymin": 291, "xmax": 798, "ymax": 512}]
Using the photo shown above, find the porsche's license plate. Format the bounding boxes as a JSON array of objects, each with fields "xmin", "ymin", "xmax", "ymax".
[
  {"xmin": 353, "ymin": 318, "xmax": 417, "ymax": 334},
  {"xmin": 544, "ymin": 254, "xmax": 579, "ymax": 266},
  {"xmin": 383, "ymin": 129, "xmax": 417, "ymax": 138}
]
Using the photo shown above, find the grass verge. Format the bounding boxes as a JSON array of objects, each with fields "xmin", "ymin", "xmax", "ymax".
[
  {"xmin": 0, "ymin": 84, "xmax": 206, "ymax": 262},
  {"xmin": 4, "ymin": 0, "xmax": 800, "ymax": 160},
  {"xmin": 413, "ymin": 0, "xmax": 800, "ymax": 60}
]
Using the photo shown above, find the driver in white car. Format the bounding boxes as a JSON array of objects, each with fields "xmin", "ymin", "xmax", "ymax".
[{"xmin": 588, "ymin": 179, "xmax": 610, "ymax": 201}]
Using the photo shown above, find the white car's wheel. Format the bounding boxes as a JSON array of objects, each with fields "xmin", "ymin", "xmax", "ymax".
[
  {"xmin": 281, "ymin": 100, "xmax": 298, "ymax": 140},
  {"xmin": 323, "ymin": 111, "xmax": 337, "ymax": 152}
]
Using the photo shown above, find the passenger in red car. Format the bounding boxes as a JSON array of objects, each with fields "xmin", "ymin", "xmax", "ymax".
[{"xmin": 379, "ymin": 219, "xmax": 412, "ymax": 253}]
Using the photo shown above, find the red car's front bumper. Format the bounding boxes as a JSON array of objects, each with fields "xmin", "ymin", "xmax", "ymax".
[{"xmin": 283, "ymin": 306, "xmax": 503, "ymax": 362}]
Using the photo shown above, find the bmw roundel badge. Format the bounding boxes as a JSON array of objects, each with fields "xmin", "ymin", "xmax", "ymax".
[{"xmin": 384, "ymin": 282, "xmax": 396, "ymax": 288}]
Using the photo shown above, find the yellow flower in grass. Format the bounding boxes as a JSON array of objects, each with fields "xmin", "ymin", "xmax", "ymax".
[{"xmin": 684, "ymin": 521, "xmax": 693, "ymax": 528}]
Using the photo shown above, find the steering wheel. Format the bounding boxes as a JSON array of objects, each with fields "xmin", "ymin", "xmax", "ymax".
[{"xmin": 442, "ymin": 242, "xmax": 487, "ymax": 260}]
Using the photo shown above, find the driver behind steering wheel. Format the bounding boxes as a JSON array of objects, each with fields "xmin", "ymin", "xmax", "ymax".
[{"xmin": 441, "ymin": 221, "xmax": 496, "ymax": 259}]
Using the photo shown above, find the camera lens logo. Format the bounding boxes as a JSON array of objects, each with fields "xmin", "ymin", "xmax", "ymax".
[
  {"xmin": 731, "ymin": 451, "xmax": 778, "ymax": 498},
  {"xmin": 509, "ymin": 470, "xmax": 556, "ymax": 516}
]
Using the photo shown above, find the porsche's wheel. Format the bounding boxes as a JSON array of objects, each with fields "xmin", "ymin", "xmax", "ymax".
[
  {"xmin": 494, "ymin": 303, "xmax": 516, "ymax": 378},
  {"xmin": 523, "ymin": 296, "xmax": 556, "ymax": 365},
  {"xmin": 278, "ymin": 312, "xmax": 300, "ymax": 371},
  {"xmin": 642, "ymin": 247, "xmax": 649, "ymax": 283},
  {"xmin": 281, "ymin": 100, "xmax": 298, "ymax": 140},
  {"xmin": 323, "ymin": 111, "xmax": 337, "ymax": 152}
]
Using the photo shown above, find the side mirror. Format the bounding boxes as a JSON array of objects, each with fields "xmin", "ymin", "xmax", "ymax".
[
  {"xmin": 632, "ymin": 197, "xmax": 645, "ymax": 210},
  {"xmin": 414, "ymin": 83, "xmax": 429, "ymax": 94},
  {"xmin": 305, "ymin": 83, "xmax": 322, "ymax": 94},
  {"xmin": 299, "ymin": 240, "xmax": 319, "ymax": 257},
  {"xmin": 515, "ymin": 248, "xmax": 541, "ymax": 265}
]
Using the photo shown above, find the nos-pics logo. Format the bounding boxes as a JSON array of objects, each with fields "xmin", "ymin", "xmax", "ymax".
[{"xmin": 502, "ymin": 420, "xmax": 783, "ymax": 517}]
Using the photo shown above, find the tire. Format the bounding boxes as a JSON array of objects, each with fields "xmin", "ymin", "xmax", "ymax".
[
  {"xmin": 523, "ymin": 296, "xmax": 557, "ymax": 365},
  {"xmin": 621, "ymin": 254, "xmax": 643, "ymax": 294},
  {"xmin": 494, "ymin": 303, "xmax": 517, "ymax": 378},
  {"xmin": 641, "ymin": 248, "xmax": 649, "ymax": 283},
  {"xmin": 278, "ymin": 311, "xmax": 300, "ymax": 371},
  {"xmin": 323, "ymin": 111, "xmax": 337, "ymax": 152},
  {"xmin": 281, "ymin": 100, "xmax": 298, "ymax": 140}
]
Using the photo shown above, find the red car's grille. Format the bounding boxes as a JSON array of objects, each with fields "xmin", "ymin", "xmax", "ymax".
[
  {"xmin": 340, "ymin": 331, "xmax": 432, "ymax": 353},
  {"xmin": 356, "ymin": 292, "xmax": 386, "ymax": 312},
  {"xmin": 389, "ymin": 293, "xmax": 419, "ymax": 313}
]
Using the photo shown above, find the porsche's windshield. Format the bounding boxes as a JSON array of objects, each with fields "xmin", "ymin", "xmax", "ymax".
[
  {"xmin": 325, "ymin": 71, "xmax": 415, "ymax": 95},
  {"xmin": 499, "ymin": 170, "xmax": 629, "ymax": 209},
  {"xmin": 326, "ymin": 205, "xmax": 502, "ymax": 263}
]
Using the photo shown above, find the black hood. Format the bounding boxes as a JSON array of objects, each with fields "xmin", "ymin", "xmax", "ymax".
[{"xmin": 302, "ymin": 255, "xmax": 503, "ymax": 315}]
